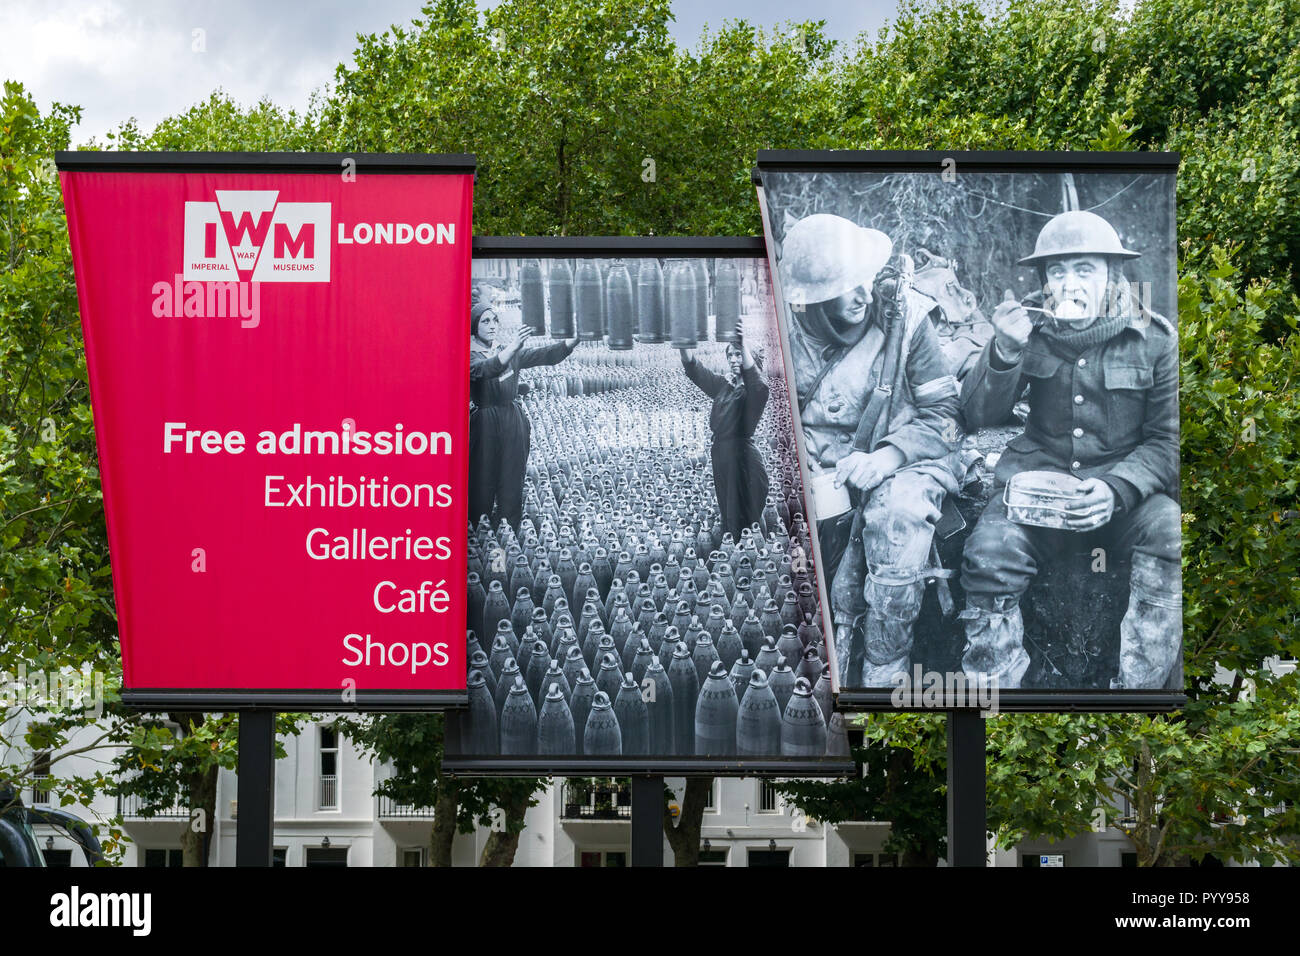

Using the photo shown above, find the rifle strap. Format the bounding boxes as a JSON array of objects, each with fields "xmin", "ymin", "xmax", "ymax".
[{"xmin": 852, "ymin": 314, "xmax": 908, "ymax": 452}]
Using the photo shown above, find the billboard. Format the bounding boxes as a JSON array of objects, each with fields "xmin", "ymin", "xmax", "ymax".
[
  {"xmin": 57, "ymin": 152, "xmax": 475, "ymax": 710},
  {"xmin": 755, "ymin": 152, "xmax": 1183, "ymax": 712},
  {"xmin": 444, "ymin": 238, "xmax": 853, "ymax": 774}
]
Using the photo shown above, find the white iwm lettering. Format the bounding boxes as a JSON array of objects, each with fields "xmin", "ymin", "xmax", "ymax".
[
  {"xmin": 49, "ymin": 886, "xmax": 151, "ymax": 936},
  {"xmin": 183, "ymin": 190, "xmax": 331, "ymax": 283},
  {"xmin": 336, "ymin": 221, "xmax": 456, "ymax": 245}
]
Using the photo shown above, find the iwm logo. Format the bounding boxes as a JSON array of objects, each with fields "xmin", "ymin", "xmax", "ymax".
[{"xmin": 183, "ymin": 190, "xmax": 331, "ymax": 282}]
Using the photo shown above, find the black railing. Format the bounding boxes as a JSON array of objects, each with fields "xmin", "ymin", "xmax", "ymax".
[{"xmin": 561, "ymin": 781, "xmax": 632, "ymax": 820}]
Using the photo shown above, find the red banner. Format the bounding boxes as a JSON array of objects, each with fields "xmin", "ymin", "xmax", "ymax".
[{"xmin": 60, "ymin": 156, "xmax": 472, "ymax": 704}]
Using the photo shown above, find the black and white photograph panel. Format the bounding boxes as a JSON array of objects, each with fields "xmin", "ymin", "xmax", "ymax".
[
  {"xmin": 759, "ymin": 168, "xmax": 1181, "ymax": 693},
  {"xmin": 457, "ymin": 253, "xmax": 847, "ymax": 764}
]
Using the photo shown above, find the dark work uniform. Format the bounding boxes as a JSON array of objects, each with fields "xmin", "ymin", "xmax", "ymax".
[
  {"xmin": 960, "ymin": 312, "xmax": 1181, "ymax": 602},
  {"xmin": 681, "ymin": 356, "xmax": 770, "ymax": 540},
  {"xmin": 958, "ymin": 309, "xmax": 1181, "ymax": 689},
  {"xmin": 470, "ymin": 339, "xmax": 576, "ymax": 529}
]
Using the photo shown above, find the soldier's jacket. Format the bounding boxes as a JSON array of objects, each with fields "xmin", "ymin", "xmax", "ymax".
[
  {"xmin": 788, "ymin": 289, "xmax": 963, "ymax": 476},
  {"xmin": 960, "ymin": 313, "xmax": 1179, "ymax": 509}
]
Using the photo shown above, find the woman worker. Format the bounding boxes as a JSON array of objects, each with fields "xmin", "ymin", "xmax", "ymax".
[
  {"xmin": 679, "ymin": 323, "xmax": 771, "ymax": 541},
  {"xmin": 470, "ymin": 300, "xmax": 578, "ymax": 529}
]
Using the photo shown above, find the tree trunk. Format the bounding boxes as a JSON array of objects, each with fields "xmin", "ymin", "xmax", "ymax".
[
  {"xmin": 430, "ymin": 778, "xmax": 459, "ymax": 867},
  {"xmin": 885, "ymin": 749, "xmax": 941, "ymax": 867},
  {"xmin": 168, "ymin": 711, "xmax": 217, "ymax": 867},
  {"xmin": 181, "ymin": 763, "xmax": 217, "ymax": 867},
  {"xmin": 663, "ymin": 777, "xmax": 712, "ymax": 866},
  {"xmin": 478, "ymin": 788, "xmax": 531, "ymax": 867}
]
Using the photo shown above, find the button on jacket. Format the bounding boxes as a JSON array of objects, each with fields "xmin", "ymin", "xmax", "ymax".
[{"xmin": 960, "ymin": 314, "xmax": 1178, "ymax": 508}]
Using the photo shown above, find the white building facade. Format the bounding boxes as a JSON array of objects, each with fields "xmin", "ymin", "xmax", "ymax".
[{"xmin": 21, "ymin": 716, "xmax": 1143, "ymax": 868}]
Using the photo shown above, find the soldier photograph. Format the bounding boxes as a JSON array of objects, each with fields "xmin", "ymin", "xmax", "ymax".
[
  {"xmin": 776, "ymin": 214, "xmax": 965, "ymax": 687},
  {"xmin": 759, "ymin": 168, "xmax": 1181, "ymax": 693},
  {"xmin": 959, "ymin": 209, "xmax": 1181, "ymax": 690}
]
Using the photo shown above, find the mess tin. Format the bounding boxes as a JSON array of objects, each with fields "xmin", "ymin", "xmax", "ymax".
[
  {"xmin": 809, "ymin": 469, "xmax": 852, "ymax": 521},
  {"xmin": 1003, "ymin": 470, "xmax": 1091, "ymax": 530}
]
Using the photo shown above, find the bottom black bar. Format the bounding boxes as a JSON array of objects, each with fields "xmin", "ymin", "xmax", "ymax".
[
  {"xmin": 122, "ymin": 689, "xmax": 468, "ymax": 712},
  {"xmin": 18, "ymin": 867, "xmax": 1284, "ymax": 940},
  {"xmin": 441, "ymin": 756, "xmax": 855, "ymax": 777},
  {"xmin": 835, "ymin": 690, "xmax": 1186, "ymax": 712}
]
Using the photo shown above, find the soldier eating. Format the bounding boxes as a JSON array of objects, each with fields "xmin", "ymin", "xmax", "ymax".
[{"xmin": 958, "ymin": 210, "xmax": 1181, "ymax": 690}]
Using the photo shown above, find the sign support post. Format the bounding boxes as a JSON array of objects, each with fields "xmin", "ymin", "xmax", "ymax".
[
  {"xmin": 946, "ymin": 709, "xmax": 986, "ymax": 867},
  {"xmin": 630, "ymin": 775, "xmax": 664, "ymax": 867},
  {"xmin": 235, "ymin": 710, "xmax": 276, "ymax": 867}
]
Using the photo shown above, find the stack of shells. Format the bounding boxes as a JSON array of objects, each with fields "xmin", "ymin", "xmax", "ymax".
[{"xmin": 462, "ymin": 259, "xmax": 849, "ymax": 760}]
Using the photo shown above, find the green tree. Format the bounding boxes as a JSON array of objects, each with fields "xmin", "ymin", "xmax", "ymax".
[{"xmin": 0, "ymin": 80, "xmax": 128, "ymax": 859}]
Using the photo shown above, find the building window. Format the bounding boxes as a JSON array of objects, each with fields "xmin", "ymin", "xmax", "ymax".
[
  {"xmin": 577, "ymin": 850, "xmax": 627, "ymax": 867},
  {"xmin": 305, "ymin": 847, "xmax": 349, "ymax": 867},
  {"xmin": 31, "ymin": 751, "xmax": 51, "ymax": 805},
  {"xmin": 273, "ymin": 848, "xmax": 288, "ymax": 867},
  {"xmin": 703, "ymin": 779, "xmax": 717, "ymax": 812},
  {"xmin": 43, "ymin": 848, "xmax": 73, "ymax": 867},
  {"xmin": 698, "ymin": 849, "xmax": 728, "ymax": 866},
  {"xmin": 759, "ymin": 779, "xmax": 781, "ymax": 813},
  {"xmin": 318, "ymin": 725, "xmax": 339, "ymax": 810},
  {"xmin": 401, "ymin": 848, "xmax": 425, "ymax": 868},
  {"xmin": 143, "ymin": 848, "xmax": 184, "ymax": 867},
  {"xmin": 747, "ymin": 848, "xmax": 790, "ymax": 867}
]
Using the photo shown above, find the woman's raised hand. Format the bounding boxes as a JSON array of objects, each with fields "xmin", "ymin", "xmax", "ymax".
[
  {"xmin": 500, "ymin": 325, "xmax": 532, "ymax": 362},
  {"xmin": 735, "ymin": 322, "xmax": 757, "ymax": 369}
]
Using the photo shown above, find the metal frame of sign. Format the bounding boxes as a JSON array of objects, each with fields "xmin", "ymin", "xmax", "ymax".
[
  {"xmin": 753, "ymin": 150, "xmax": 1185, "ymax": 715},
  {"xmin": 56, "ymin": 151, "xmax": 475, "ymax": 714},
  {"xmin": 443, "ymin": 235, "xmax": 854, "ymax": 777},
  {"xmin": 55, "ymin": 151, "xmax": 476, "ymax": 174}
]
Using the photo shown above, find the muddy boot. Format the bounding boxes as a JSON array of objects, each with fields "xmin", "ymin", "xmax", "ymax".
[
  {"xmin": 959, "ymin": 596, "xmax": 1030, "ymax": 690},
  {"xmin": 859, "ymin": 569, "xmax": 923, "ymax": 687},
  {"xmin": 1115, "ymin": 552, "xmax": 1182, "ymax": 689}
]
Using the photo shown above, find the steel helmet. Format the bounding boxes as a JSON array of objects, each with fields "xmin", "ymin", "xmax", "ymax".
[
  {"xmin": 1018, "ymin": 210, "xmax": 1140, "ymax": 265},
  {"xmin": 779, "ymin": 214, "xmax": 893, "ymax": 305}
]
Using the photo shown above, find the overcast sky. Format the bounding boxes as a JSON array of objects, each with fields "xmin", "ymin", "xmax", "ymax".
[{"xmin": 0, "ymin": 0, "xmax": 896, "ymax": 145}]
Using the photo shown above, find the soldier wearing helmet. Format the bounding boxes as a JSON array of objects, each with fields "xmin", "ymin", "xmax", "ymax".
[
  {"xmin": 959, "ymin": 209, "xmax": 1181, "ymax": 690},
  {"xmin": 779, "ymin": 213, "xmax": 965, "ymax": 687}
]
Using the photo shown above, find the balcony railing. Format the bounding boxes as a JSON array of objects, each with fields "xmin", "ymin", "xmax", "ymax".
[
  {"xmin": 319, "ymin": 774, "xmax": 338, "ymax": 810},
  {"xmin": 116, "ymin": 792, "xmax": 188, "ymax": 819},
  {"xmin": 561, "ymin": 781, "xmax": 632, "ymax": 820},
  {"xmin": 377, "ymin": 795, "xmax": 436, "ymax": 819}
]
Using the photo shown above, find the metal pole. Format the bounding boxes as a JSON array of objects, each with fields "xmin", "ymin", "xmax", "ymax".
[
  {"xmin": 946, "ymin": 709, "xmax": 987, "ymax": 867},
  {"xmin": 630, "ymin": 775, "xmax": 664, "ymax": 867},
  {"xmin": 235, "ymin": 710, "xmax": 276, "ymax": 867}
]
